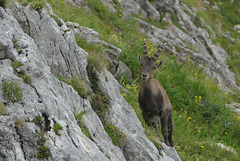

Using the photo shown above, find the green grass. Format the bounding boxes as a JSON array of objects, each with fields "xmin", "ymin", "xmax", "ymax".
[
  {"xmin": 121, "ymin": 53, "xmax": 240, "ymax": 160},
  {"xmin": 73, "ymin": 110, "xmax": 93, "ymax": 140},
  {"xmin": 53, "ymin": 123, "xmax": 63, "ymax": 136},
  {"xmin": 2, "ymin": 80, "xmax": 22, "ymax": 102},
  {"xmin": 57, "ymin": 75, "xmax": 90, "ymax": 99}
]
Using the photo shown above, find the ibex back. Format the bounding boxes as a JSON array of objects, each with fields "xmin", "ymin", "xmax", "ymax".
[{"xmin": 138, "ymin": 39, "xmax": 173, "ymax": 147}]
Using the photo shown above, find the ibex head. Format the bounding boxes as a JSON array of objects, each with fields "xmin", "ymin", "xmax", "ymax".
[{"xmin": 138, "ymin": 39, "xmax": 164, "ymax": 82}]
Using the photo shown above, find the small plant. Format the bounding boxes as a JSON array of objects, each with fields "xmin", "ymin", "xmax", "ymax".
[
  {"xmin": 57, "ymin": 75, "xmax": 89, "ymax": 98},
  {"xmin": 53, "ymin": 123, "xmax": 63, "ymax": 136},
  {"xmin": 0, "ymin": 104, "xmax": 9, "ymax": 115},
  {"xmin": 74, "ymin": 110, "xmax": 93, "ymax": 139},
  {"xmin": 103, "ymin": 121, "xmax": 126, "ymax": 146},
  {"xmin": 33, "ymin": 116, "xmax": 43, "ymax": 127},
  {"xmin": 90, "ymin": 94, "xmax": 110, "ymax": 119},
  {"xmin": 37, "ymin": 146, "xmax": 51, "ymax": 159},
  {"xmin": 2, "ymin": 80, "xmax": 22, "ymax": 102},
  {"xmin": 23, "ymin": 74, "xmax": 32, "ymax": 85},
  {"xmin": 12, "ymin": 61, "xmax": 32, "ymax": 85},
  {"xmin": 50, "ymin": 14, "xmax": 63, "ymax": 27},
  {"xmin": 16, "ymin": 118, "xmax": 24, "ymax": 129},
  {"xmin": 11, "ymin": 60, "xmax": 24, "ymax": 72},
  {"xmin": 74, "ymin": 110, "xmax": 87, "ymax": 121},
  {"xmin": 30, "ymin": 0, "xmax": 45, "ymax": 11},
  {"xmin": 12, "ymin": 39, "xmax": 22, "ymax": 54}
]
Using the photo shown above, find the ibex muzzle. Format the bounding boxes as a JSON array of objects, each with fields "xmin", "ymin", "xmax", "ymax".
[{"xmin": 138, "ymin": 39, "xmax": 173, "ymax": 147}]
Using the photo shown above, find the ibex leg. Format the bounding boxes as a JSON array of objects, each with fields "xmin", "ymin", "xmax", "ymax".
[
  {"xmin": 160, "ymin": 112, "xmax": 170, "ymax": 146},
  {"xmin": 167, "ymin": 111, "xmax": 174, "ymax": 147}
]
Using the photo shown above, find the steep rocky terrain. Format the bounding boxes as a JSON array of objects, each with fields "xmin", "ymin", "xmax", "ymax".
[
  {"xmin": 0, "ymin": 0, "xmax": 239, "ymax": 160},
  {"xmin": 0, "ymin": 1, "xmax": 181, "ymax": 161}
]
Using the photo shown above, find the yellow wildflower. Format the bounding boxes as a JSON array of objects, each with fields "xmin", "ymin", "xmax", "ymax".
[
  {"xmin": 119, "ymin": 14, "xmax": 122, "ymax": 17},
  {"xmin": 187, "ymin": 117, "xmax": 192, "ymax": 121},
  {"xmin": 197, "ymin": 129, "xmax": 201, "ymax": 134},
  {"xmin": 201, "ymin": 145, "xmax": 204, "ymax": 148},
  {"xmin": 237, "ymin": 116, "xmax": 240, "ymax": 120},
  {"xmin": 199, "ymin": 96, "xmax": 202, "ymax": 101}
]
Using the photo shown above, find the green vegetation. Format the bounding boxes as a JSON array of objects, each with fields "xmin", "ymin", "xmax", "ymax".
[
  {"xmin": 50, "ymin": 14, "xmax": 63, "ymax": 27},
  {"xmin": 2, "ymin": 80, "xmax": 22, "ymax": 102},
  {"xmin": 37, "ymin": 146, "xmax": 51, "ymax": 159},
  {"xmin": 30, "ymin": 0, "xmax": 45, "ymax": 11},
  {"xmin": 53, "ymin": 123, "xmax": 63, "ymax": 136},
  {"xmin": 0, "ymin": 0, "xmax": 6, "ymax": 8},
  {"xmin": 0, "ymin": 104, "xmax": 9, "ymax": 116},
  {"xmin": 121, "ymin": 52, "xmax": 240, "ymax": 160},
  {"xmin": 12, "ymin": 60, "xmax": 32, "ymax": 85},
  {"xmin": 75, "ymin": 36, "xmax": 109, "ymax": 72},
  {"xmin": 33, "ymin": 115, "xmax": 43, "ymax": 127},
  {"xmin": 74, "ymin": 110, "xmax": 92, "ymax": 139},
  {"xmin": 103, "ymin": 121, "xmax": 126, "ymax": 146},
  {"xmin": 12, "ymin": 39, "xmax": 22, "ymax": 54},
  {"xmin": 18, "ymin": 0, "xmax": 240, "ymax": 159},
  {"xmin": 86, "ymin": 53, "xmax": 126, "ymax": 146},
  {"xmin": 57, "ymin": 75, "xmax": 89, "ymax": 99}
]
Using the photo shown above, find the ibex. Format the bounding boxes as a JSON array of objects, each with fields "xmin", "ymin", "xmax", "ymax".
[{"xmin": 138, "ymin": 39, "xmax": 173, "ymax": 147}]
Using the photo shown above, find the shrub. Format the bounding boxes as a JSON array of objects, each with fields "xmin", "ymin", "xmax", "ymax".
[
  {"xmin": 53, "ymin": 123, "xmax": 63, "ymax": 136},
  {"xmin": 2, "ymin": 80, "xmax": 22, "ymax": 102},
  {"xmin": 37, "ymin": 146, "xmax": 51, "ymax": 159}
]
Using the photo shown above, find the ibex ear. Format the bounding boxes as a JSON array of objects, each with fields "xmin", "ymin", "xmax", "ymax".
[
  {"xmin": 138, "ymin": 53, "xmax": 142, "ymax": 62},
  {"xmin": 154, "ymin": 60, "xmax": 163, "ymax": 69}
]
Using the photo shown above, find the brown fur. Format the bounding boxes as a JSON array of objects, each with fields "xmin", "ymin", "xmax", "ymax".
[{"xmin": 138, "ymin": 39, "xmax": 173, "ymax": 147}]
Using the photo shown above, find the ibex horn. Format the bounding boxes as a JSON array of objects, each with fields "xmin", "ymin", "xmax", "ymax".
[
  {"xmin": 152, "ymin": 46, "xmax": 163, "ymax": 61},
  {"xmin": 143, "ymin": 39, "xmax": 148, "ymax": 58}
]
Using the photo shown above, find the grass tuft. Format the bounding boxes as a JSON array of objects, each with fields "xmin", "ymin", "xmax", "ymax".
[
  {"xmin": 2, "ymin": 80, "xmax": 22, "ymax": 102},
  {"xmin": 53, "ymin": 123, "xmax": 63, "ymax": 136}
]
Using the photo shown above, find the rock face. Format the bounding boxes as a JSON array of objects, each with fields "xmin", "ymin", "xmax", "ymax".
[{"xmin": 0, "ymin": 2, "xmax": 180, "ymax": 161}]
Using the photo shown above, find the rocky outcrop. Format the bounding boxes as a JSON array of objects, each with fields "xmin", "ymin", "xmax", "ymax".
[
  {"xmin": 146, "ymin": 0, "xmax": 239, "ymax": 91},
  {"xmin": 0, "ymin": 2, "xmax": 180, "ymax": 161}
]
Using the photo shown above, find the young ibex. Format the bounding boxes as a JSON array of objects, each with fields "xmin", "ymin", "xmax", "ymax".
[{"xmin": 138, "ymin": 39, "xmax": 173, "ymax": 147}]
